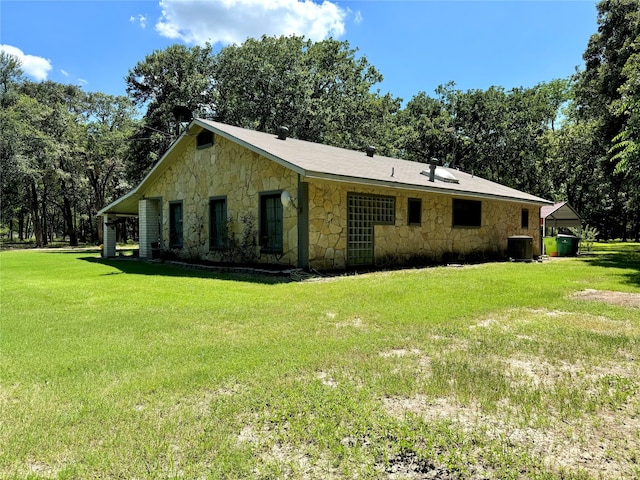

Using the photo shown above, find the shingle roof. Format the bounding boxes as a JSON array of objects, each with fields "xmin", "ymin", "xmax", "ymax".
[
  {"xmin": 198, "ymin": 119, "xmax": 552, "ymax": 205},
  {"xmin": 541, "ymin": 202, "xmax": 581, "ymax": 225},
  {"xmin": 99, "ymin": 119, "xmax": 551, "ymax": 216}
]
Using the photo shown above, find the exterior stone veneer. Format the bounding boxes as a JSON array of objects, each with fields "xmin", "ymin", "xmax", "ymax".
[
  {"xmin": 140, "ymin": 133, "xmax": 299, "ymax": 265},
  {"xmin": 306, "ymin": 179, "xmax": 541, "ymax": 270},
  {"xmin": 138, "ymin": 127, "xmax": 540, "ymax": 269}
]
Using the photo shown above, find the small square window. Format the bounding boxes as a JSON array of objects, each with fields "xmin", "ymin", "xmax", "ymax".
[
  {"xmin": 408, "ymin": 198, "xmax": 422, "ymax": 226},
  {"xmin": 197, "ymin": 130, "xmax": 214, "ymax": 149}
]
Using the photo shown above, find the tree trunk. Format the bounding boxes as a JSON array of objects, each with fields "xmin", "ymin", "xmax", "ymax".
[
  {"xmin": 60, "ymin": 179, "xmax": 78, "ymax": 246},
  {"xmin": 29, "ymin": 182, "xmax": 43, "ymax": 247},
  {"xmin": 18, "ymin": 209, "xmax": 24, "ymax": 241}
]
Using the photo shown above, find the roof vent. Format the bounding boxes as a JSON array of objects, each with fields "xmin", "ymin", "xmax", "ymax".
[
  {"xmin": 420, "ymin": 165, "xmax": 460, "ymax": 184},
  {"xmin": 428, "ymin": 158, "xmax": 438, "ymax": 182},
  {"xmin": 277, "ymin": 126, "xmax": 289, "ymax": 140},
  {"xmin": 366, "ymin": 146, "xmax": 376, "ymax": 157}
]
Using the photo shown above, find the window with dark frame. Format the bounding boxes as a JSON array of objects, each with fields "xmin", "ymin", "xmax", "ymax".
[
  {"xmin": 209, "ymin": 197, "xmax": 227, "ymax": 250},
  {"xmin": 452, "ymin": 199, "xmax": 482, "ymax": 227},
  {"xmin": 259, "ymin": 193, "xmax": 283, "ymax": 254},
  {"xmin": 521, "ymin": 209, "xmax": 529, "ymax": 229},
  {"xmin": 197, "ymin": 130, "xmax": 214, "ymax": 149},
  {"xmin": 169, "ymin": 201, "xmax": 183, "ymax": 248},
  {"xmin": 408, "ymin": 198, "xmax": 422, "ymax": 226}
]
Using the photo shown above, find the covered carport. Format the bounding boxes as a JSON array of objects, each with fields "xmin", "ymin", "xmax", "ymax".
[{"xmin": 540, "ymin": 202, "xmax": 582, "ymax": 255}]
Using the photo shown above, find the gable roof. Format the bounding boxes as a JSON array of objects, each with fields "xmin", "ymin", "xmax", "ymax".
[
  {"xmin": 541, "ymin": 201, "xmax": 581, "ymax": 228},
  {"xmin": 99, "ymin": 119, "xmax": 551, "ymax": 216}
]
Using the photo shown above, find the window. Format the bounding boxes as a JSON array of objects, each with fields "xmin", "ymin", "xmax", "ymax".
[
  {"xmin": 452, "ymin": 199, "xmax": 481, "ymax": 227},
  {"xmin": 197, "ymin": 130, "xmax": 214, "ymax": 149},
  {"xmin": 209, "ymin": 197, "xmax": 227, "ymax": 250},
  {"xmin": 169, "ymin": 201, "xmax": 183, "ymax": 248},
  {"xmin": 260, "ymin": 193, "xmax": 283, "ymax": 253},
  {"xmin": 521, "ymin": 209, "xmax": 529, "ymax": 229},
  {"xmin": 347, "ymin": 193, "xmax": 396, "ymax": 265},
  {"xmin": 408, "ymin": 198, "xmax": 422, "ymax": 226}
]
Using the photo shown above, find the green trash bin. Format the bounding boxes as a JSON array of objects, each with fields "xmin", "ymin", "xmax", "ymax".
[
  {"xmin": 543, "ymin": 237, "xmax": 557, "ymax": 256},
  {"xmin": 556, "ymin": 234, "xmax": 578, "ymax": 257}
]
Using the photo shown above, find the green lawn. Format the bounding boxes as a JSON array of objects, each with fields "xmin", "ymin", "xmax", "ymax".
[{"xmin": 1, "ymin": 244, "xmax": 639, "ymax": 479}]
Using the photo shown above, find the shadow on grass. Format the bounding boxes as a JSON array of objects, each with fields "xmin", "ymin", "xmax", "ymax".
[
  {"xmin": 580, "ymin": 243, "xmax": 640, "ymax": 288},
  {"xmin": 80, "ymin": 256, "xmax": 293, "ymax": 285}
]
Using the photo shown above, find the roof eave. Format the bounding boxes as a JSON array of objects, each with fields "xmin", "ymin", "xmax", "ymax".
[
  {"xmin": 303, "ymin": 172, "xmax": 552, "ymax": 205},
  {"xmin": 97, "ymin": 131, "xmax": 189, "ymax": 216}
]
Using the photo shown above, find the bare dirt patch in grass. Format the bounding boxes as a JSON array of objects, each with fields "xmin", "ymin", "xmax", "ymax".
[
  {"xmin": 384, "ymin": 393, "xmax": 640, "ymax": 479},
  {"xmin": 382, "ymin": 352, "xmax": 640, "ymax": 479},
  {"xmin": 378, "ymin": 348, "xmax": 423, "ymax": 358},
  {"xmin": 572, "ymin": 289, "xmax": 640, "ymax": 308}
]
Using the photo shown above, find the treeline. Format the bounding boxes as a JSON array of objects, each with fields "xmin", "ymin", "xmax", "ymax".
[{"xmin": 2, "ymin": 0, "xmax": 639, "ymax": 246}]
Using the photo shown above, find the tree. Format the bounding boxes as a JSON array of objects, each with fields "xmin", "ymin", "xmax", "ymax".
[
  {"xmin": 18, "ymin": 81, "xmax": 88, "ymax": 246},
  {"xmin": 0, "ymin": 52, "xmax": 27, "ymax": 239},
  {"xmin": 125, "ymin": 43, "xmax": 216, "ymax": 181},
  {"xmin": 212, "ymin": 35, "xmax": 401, "ymax": 153},
  {"xmin": 574, "ymin": 0, "xmax": 640, "ymax": 238},
  {"xmin": 84, "ymin": 92, "xmax": 138, "ymax": 242},
  {"xmin": 394, "ymin": 85, "xmax": 461, "ymax": 164},
  {"xmin": 396, "ymin": 81, "xmax": 567, "ymax": 199}
]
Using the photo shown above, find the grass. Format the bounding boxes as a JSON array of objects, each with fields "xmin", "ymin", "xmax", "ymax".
[{"xmin": 1, "ymin": 243, "xmax": 639, "ymax": 479}]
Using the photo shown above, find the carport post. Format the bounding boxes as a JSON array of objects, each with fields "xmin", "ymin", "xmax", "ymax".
[{"xmin": 103, "ymin": 215, "xmax": 117, "ymax": 257}]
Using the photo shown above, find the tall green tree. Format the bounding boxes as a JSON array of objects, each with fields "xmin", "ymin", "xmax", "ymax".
[
  {"xmin": 213, "ymin": 35, "xmax": 401, "ymax": 154},
  {"xmin": 83, "ymin": 92, "xmax": 138, "ymax": 241},
  {"xmin": 574, "ymin": 0, "xmax": 640, "ymax": 238},
  {"xmin": 396, "ymin": 81, "xmax": 567, "ymax": 199},
  {"xmin": 0, "ymin": 53, "xmax": 29, "ymax": 240},
  {"xmin": 18, "ymin": 81, "xmax": 88, "ymax": 246},
  {"xmin": 125, "ymin": 43, "xmax": 216, "ymax": 181}
]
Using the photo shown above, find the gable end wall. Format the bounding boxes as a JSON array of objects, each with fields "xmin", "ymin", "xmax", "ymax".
[{"xmin": 141, "ymin": 134, "xmax": 299, "ymax": 266}]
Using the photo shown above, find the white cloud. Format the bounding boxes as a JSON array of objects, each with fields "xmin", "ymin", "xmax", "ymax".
[
  {"xmin": 77, "ymin": 78, "xmax": 89, "ymax": 86},
  {"xmin": 354, "ymin": 10, "xmax": 363, "ymax": 25},
  {"xmin": 130, "ymin": 14, "xmax": 147, "ymax": 28},
  {"xmin": 155, "ymin": 0, "xmax": 347, "ymax": 45},
  {"xmin": 61, "ymin": 69, "xmax": 69, "ymax": 77},
  {"xmin": 0, "ymin": 44, "xmax": 52, "ymax": 81}
]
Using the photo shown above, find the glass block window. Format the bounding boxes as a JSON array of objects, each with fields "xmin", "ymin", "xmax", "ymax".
[{"xmin": 347, "ymin": 193, "xmax": 395, "ymax": 266}]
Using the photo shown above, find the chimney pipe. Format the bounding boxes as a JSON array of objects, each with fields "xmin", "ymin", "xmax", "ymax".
[{"xmin": 428, "ymin": 158, "xmax": 438, "ymax": 182}]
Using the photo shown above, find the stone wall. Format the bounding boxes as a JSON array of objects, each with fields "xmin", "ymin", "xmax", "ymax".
[
  {"xmin": 142, "ymin": 132, "xmax": 299, "ymax": 266},
  {"xmin": 306, "ymin": 179, "xmax": 541, "ymax": 270},
  {"xmin": 139, "ymin": 128, "xmax": 541, "ymax": 270}
]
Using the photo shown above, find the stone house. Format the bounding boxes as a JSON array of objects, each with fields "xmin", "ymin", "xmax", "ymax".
[{"xmin": 99, "ymin": 119, "xmax": 551, "ymax": 270}]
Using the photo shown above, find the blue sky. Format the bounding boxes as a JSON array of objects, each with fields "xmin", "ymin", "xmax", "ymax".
[{"xmin": 1, "ymin": 1, "xmax": 599, "ymax": 104}]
